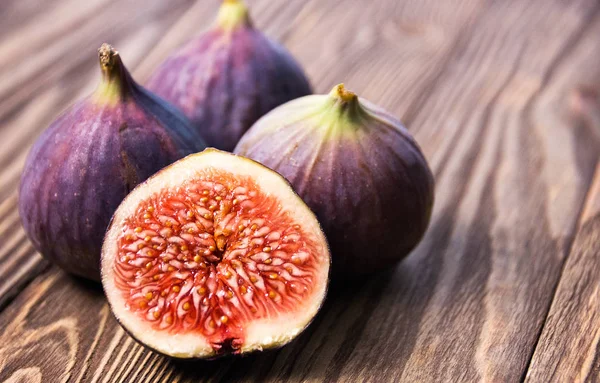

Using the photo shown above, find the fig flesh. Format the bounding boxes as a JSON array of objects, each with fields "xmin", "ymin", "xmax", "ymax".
[
  {"xmin": 101, "ymin": 149, "xmax": 330, "ymax": 359},
  {"xmin": 235, "ymin": 84, "xmax": 435, "ymax": 279},
  {"xmin": 18, "ymin": 44, "xmax": 206, "ymax": 281},
  {"xmin": 146, "ymin": 0, "xmax": 312, "ymax": 151}
]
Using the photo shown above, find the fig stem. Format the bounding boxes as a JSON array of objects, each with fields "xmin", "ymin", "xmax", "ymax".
[
  {"xmin": 323, "ymin": 83, "xmax": 368, "ymax": 126},
  {"xmin": 98, "ymin": 43, "xmax": 118, "ymax": 73},
  {"xmin": 217, "ymin": 0, "xmax": 252, "ymax": 30},
  {"xmin": 94, "ymin": 43, "xmax": 134, "ymax": 104},
  {"xmin": 329, "ymin": 84, "xmax": 358, "ymax": 104}
]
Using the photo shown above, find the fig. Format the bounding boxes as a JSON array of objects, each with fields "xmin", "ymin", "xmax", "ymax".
[
  {"xmin": 146, "ymin": 0, "xmax": 312, "ymax": 151},
  {"xmin": 18, "ymin": 44, "xmax": 206, "ymax": 281},
  {"xmin": 101, "ymin": 149, "xmax": 330, "ymax": 358},
  {"xmin": 235, "ymin": 84, "xmax": 435, "ymax": 279}
]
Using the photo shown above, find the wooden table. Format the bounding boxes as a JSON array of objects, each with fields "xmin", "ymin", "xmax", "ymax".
[{"xmin": 1, "ymin": 0, "xmax": 599, "ymax": 381}]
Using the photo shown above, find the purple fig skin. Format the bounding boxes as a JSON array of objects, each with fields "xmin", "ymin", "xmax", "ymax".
[
  {"xmin": 18, "ymin": 44, "xmax": 206, "ymax": 281},
  {"xmin": 235, "ymin": 84, "xmax": 435, "ymax": 279},
  {"xmin": 146, "ymin": 0, "xmax": 311, "ymax": 152}
]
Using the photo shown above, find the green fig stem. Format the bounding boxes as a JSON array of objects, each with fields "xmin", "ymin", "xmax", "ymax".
[
  {"xmin": 217, "ymin": 0, "xmax": 252, "ymax": 30},
  {"xmin": 94, "ymin": 43, "xmax": 134, "ymax": 105},
  {"xmin": 329, "ymin": 84, "xmax": 358, "ymax": 104},
  {"xmin": 323, "ymin": 84, "xmax": 367, "ymax": 126}
]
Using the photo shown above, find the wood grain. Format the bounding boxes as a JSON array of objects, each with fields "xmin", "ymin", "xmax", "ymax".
[
  {"xmin": 0, "ymin": 0, "xmax": 599, "ymax": 382},
  {"xmin": 525, "ymin": 87, "xmax": 600, "ymax": 382}
]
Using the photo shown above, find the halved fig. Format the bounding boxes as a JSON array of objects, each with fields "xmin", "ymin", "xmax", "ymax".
[{"xmin": 101, "ymin": 149, "xmax": 330, "ymax": 358}]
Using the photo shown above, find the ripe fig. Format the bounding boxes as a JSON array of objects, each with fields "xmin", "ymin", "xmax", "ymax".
[
  {"xmin": 101, "ymin": 149, "xmax": 330, "ymax": 359},
  {"xmin": 19, "ymin": 44, "xmax": 206, "ymax": 281},
  {"xmin": 146, "ymin": 0, "xmax": 312, "ymax": 151},
  {"xmin": 235, "ymin": 84, "xmax": 435, "ymax": 279}
]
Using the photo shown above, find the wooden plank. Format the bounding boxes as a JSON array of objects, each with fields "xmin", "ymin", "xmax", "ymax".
[
  {"xmin": 525, "ymin": 88, "xmax": 600, "ymax": 381},
  {"xmin": 0, "ymin": 0, "xmax": 195, "ymax": 124},
  {"xmin": 0, "ymin": 0, "xmax": 599, "ymax": 382}
]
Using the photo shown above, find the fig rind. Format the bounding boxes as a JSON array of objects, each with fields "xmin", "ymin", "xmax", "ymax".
[
  {"xmin": 235, "ymin": 84, "xmax": 435, "ymax": 279},
  {"xmin": 147, "ymin": 0, "xmax": 312, "ymax": 151},
  {"xmin": 18, "ymin": 44, "xmax": 206, "ymax": 281}
]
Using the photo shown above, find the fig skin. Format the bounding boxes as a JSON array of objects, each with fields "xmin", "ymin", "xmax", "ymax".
[
  {"xmin": 18, "ymin": 44, "xmax": 206, "ymax": 281},
  {"xmin": 146, "ymin": 0, "xmax": 312, "ymax": 152},
  {"xmin": 235, "ymin": 84, "xmax": 435, "ymax": 279}
]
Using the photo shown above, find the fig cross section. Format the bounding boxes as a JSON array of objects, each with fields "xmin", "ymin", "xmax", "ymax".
[{"xmin": 102, "ymin": 149, "xmax": 329, "ymax": 359}]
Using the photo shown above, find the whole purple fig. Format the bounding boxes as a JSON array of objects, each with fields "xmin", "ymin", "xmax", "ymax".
[
  {"xmin": 235, "ymin": 84, "xmax": 435, "ymax": 279},
  {"xmin": 19, "ymin": 44, "xmax": 206, "ymax": 281},
  {"xmin": 146, "ymin": 0, "xmax": 312, "ymax": 151}
]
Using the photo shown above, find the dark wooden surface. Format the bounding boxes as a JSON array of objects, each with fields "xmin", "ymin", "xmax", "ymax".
[{"xmin": 0, "ymin": 0, "xmax": 599, "ymax": 381}]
